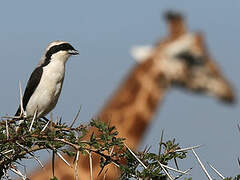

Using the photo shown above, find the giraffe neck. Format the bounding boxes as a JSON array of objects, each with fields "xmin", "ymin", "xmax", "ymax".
[
  {"xmin": 98, "ymin": 58, "xmax": 169, "ymax": 149},
  {"xmin": 29, "ymin": 58, "xmax": 170, "ymax": 180}
]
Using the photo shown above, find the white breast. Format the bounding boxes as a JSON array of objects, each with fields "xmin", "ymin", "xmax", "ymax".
[{"xmin": 26, "ymin": 60, "xmax": 65, "ymax": 118}]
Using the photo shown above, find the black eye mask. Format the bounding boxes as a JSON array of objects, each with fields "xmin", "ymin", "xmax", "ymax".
[
  {"xmin": 176, "ymin": 51, "xmax": 206, "ymax": 66},
  {"xmin": 42, "ymin": 43, "xmax": 76, "ymax": 67}
]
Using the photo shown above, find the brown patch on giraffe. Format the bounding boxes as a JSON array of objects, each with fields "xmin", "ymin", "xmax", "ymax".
[
  {"xmin": 79, "ymin": 155, "xmax": 90, "ymax": 171},
  {"xmin": 207, "ymin": 60, "xmax": 221, "ymax": 76},
  {"xmin": 91, "ymin": 153, "xmax": 101, "ymax": 168},
  {"xmin": 147, "ymin": 94, "xmax": 159, "ymax": 111},
  {"xmin": 127, "ymin": 113, "xmax": 148, "ymax": 142},
  {"xmin": 139, "ymin": 57, "xmax": 154, "ymax": 71},
  {"xmin": 61, "ymin": 174, "xmax": 74, "ymax": 180},
  {"xmin": 102, "ymin": 59, "xmax": 154, "ymax": 112},
  {"xmin": 79, "ymin": 153, "xmax": 100, "ymax": 172},
  {"xmin": 154, "ymin": 72, "xmax": 168, "ymax": 89},
  {"xmin": 194, "ymin": 33, "xmax": 221, "ymax": 75},
  {"xmin": 110, "ymin": 75, "xmax": 141, "ymax": 109}
]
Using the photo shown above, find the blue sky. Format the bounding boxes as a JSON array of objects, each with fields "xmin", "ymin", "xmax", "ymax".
[{"xmin": 0, "ymin": 1, "xmax": 239, "ymax": 179}]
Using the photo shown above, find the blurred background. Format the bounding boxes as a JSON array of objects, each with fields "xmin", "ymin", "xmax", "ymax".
[{"xmin": 0, "ymin": 1, "xmax": 239, "ymax": 179}]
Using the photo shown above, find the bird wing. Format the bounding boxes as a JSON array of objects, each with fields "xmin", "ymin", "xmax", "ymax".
[{"xmin": 15, "ymin": 67, "xmax": 43, "ymax": 116}]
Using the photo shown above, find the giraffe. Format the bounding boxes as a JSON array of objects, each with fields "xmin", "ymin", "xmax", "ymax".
[{"xmin": 28, "ymin": 11, "xmax": 235, "ymax": 180}]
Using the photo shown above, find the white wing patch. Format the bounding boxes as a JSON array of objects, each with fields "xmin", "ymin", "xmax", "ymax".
[{"xmin": 130, "ymin": 45, "xmax": 153, "ymax": 63}]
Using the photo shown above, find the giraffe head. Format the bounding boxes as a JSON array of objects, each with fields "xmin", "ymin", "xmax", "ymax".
[{"xmin": 132, "ymin": 11, "xmax": 235, "ymax": 103}]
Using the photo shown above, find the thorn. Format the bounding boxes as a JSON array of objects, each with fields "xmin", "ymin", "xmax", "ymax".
[
  {"xmin": 174, "ymin": 157, "xmax": 179, "ymax": 170},
  {"xmin": 18, "ymin": 80, "xmax": 24, "ymax": 118},
  {"xmin": 145, "ymin": 145, "xmax": 152, "ymax": 153},
  {"xmin": 29, "ymin": 108, "xmax": 38, "ymax": 132},
  {"xmin": 175, "ymin": 145, "xmax": 202, "ymax": 152},
  {"xmin": 15, "ymin": 143, "xmax": 43, "ymax": 170},
  {"xmin": 143, "ymin": 145, "xmax": 149, "ymax": 154},
  {"xmin": 59, "ymin": 117, "xmax": 62, "ymax": 125},
  {"xmin": 158, "ymin": 161, "xmax": 189, "ymax": 175},
  {"xmin": 103, "ymin": 169, "xmax": 108, "ymax": 180},
  {"xmin": 86, "ymin": 151, "xmax": 93, "ymax": 180},
  {"xmin": 1, "ymin": 115, "xmax": 19, "ymax": 119},
  {"xmin": 10, "ymin": 165, "xmax": 26, "ymax": 180},
  {"xmin": 207, "ymin": 162, "xmax": 225, "ymax": 179},
  {"xmin": 56, "ymin": 151, "xmax": 71, "ymax": 167},
  {"xmin": 74, "ymin": 151, "xmax": 80, "ymax": 180},
  {"xmin": 5, "ymin": 120, "xmax": 9, "ymax": 140},
  {"xmin": 237, "ymin": 124, "xmax": 240, "ymax": 133},
  {"xmin": 158, "ymin": 129, "xmax": 164, "ymax": 156},
  {"xmin": 112, "ymin": 161, "xmax": 120, "ymax": 168},
  {"xmin": 16, "ymin": 119, "xmax": 24, "ymax": 132},
  {"xmin": 174, "ymin": 167, "xmax": 193, "ymax": 179},
  {"xmin": 191, "ymin": 149, "xmax": 213, "ymax": 180},
  {"xmin": 238, "ymin": 157, "xmax": 240, "ymax": 169},
  {"xmin": 109, "ymin": 146, "xmax": 114, "ymax": 156},
  {"xmin": 124, "ymin": 143, "xmax": 147, "ymax": 169},
  {"xmin": 70, "ymin": 106, "xmax": 82, "ymax": 128},
  {"xmin": 31, "ymin": 155, "xmax": 44, "ymax": 168},
  {"xmin": 41, "ymin": 120, "xmax": 50, "ymax": 132},
  {"xmin": 55, "ymin": 116, "xmax": 60, "ymax": 125},
  {"xmin": 52, "ymin": 150, "xmax": 55, "ymax": 178},
  {"xmin": 2, "ymin": 149, "xmax": 14, "ymax": 155},
  {"xmin": 158, "ymin": 161, "xmax": 174, "ymax": 180}
]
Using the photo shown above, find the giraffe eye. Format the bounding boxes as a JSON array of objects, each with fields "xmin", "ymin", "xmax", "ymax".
[{"xmin": 175, "ymin": 51, "xmax": 205, "ymax": 66}]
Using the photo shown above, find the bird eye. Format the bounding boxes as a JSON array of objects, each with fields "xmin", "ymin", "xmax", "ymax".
[{"xmin": 175, "ymin": 51, "xmax": 205, "ymax": 66}]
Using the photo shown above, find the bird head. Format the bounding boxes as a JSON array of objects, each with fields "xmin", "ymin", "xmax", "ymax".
[{"xmin": 38, "ymin": 41, "xmax": 79, "ymax": 67}]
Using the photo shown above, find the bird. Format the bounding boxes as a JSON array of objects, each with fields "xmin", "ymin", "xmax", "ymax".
[{"xmin": 15, "ymin": 41, "xmax": 79, "ymax": 121}]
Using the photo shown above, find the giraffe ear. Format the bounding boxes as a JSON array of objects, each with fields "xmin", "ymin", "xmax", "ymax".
[{"xmin": 130, "ymin": 45, "xmax": 153, "ymax": 63}]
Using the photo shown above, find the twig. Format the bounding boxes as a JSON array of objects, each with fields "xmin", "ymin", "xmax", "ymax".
[
  {"xmin": 191, "ymin": 149, "xmax": 212, "ymax": 180},
  {"xmin": 54, "ymin": 138, "xmax": 79, "ymax": 150}
]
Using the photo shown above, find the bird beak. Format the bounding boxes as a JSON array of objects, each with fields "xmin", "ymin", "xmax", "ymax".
[{"xmin": 68, "ymin": 49, "xmax": 79, "ymax": 55}]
